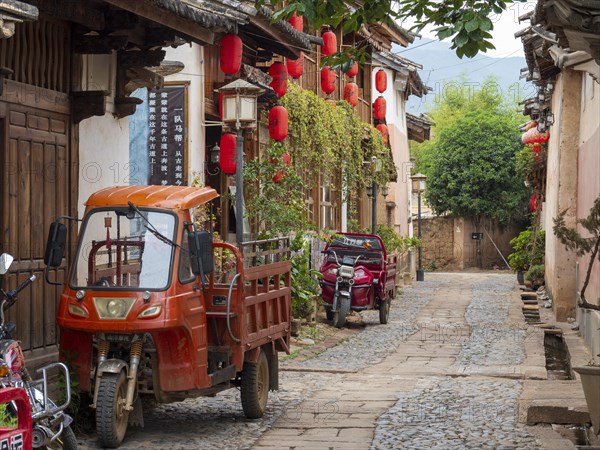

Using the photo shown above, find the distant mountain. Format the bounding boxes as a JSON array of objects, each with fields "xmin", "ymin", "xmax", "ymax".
[{"xmin": 397, "ymin": 38, "xmax": 533, "ymax": 114}]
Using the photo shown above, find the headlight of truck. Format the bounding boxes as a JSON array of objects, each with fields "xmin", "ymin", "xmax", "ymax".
[{"xmin": 93, "ymin": 297, "xmax": 136, "ymax": 320}]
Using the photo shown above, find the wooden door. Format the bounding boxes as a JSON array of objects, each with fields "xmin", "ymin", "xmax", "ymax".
[{"xmin": 0, "ymin": 85, "xmax": 74, "ymax": 368}]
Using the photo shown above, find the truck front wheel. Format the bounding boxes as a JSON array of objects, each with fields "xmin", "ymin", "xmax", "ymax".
[
  {"xmin": 96, "ymin": 372, "xmax": 129, "ymax": 448},
  {"xmin": 241, "ymin": 350, "xmax": 269, "ymax": 419}
]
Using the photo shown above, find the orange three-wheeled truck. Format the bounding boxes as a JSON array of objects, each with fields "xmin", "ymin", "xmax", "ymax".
[{"xmin": 44, "ymin": 186, "xmax": 291, "ymax": 448}]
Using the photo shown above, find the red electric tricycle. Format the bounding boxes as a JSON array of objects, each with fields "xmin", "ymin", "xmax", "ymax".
[
  {"xmin": 319, "ymin": 233, "xmax": 397, "ymax": 328},
  {"xmin": 44, "ymin": 186, "xmax": 291, "ymax": 448}
]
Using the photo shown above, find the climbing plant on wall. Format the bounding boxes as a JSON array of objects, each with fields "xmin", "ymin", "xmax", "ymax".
[
  {"xmin": 243, "ymin": 83, "xmax": 395, "ymax": 236},
  {"xmin": 280, "ymin": 83, "xmax": 394, "ymax": 198}
]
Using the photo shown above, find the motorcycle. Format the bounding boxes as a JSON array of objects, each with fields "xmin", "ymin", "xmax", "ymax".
[
  {"xmin": 0, "ymin": 253, "xmax": 77, "ymax": 449},
  {"xmin": 319, "ymin": 233, "xmax": 396, "ymax": 328}
]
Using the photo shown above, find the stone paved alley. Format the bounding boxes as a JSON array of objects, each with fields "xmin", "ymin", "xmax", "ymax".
[{"xmin": 78, "ymin": 273, "xmax": 579, "ymax": 449}]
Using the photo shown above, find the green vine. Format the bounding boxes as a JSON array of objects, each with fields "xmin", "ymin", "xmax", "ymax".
[
  {"xmin": 244, "ymin": 84, "xmax": 395, "ymax": 237},
  {"xmin": 280, "ymin": 83, "xmax": 395, "ymax": 201}
]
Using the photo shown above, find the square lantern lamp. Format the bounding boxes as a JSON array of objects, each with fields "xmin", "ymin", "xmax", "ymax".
[
  {"xmin": 219, "ymin": 79, "xmax": 263, "ymax": 130},
  {"xmin": 411, "ymin": 173, "xmax": 427, "ymax": 193}
]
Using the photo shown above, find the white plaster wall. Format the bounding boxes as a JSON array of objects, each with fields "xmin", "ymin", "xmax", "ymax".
[
  {"xmin": 164, "ymin": 44, "xmax": 206, "ymax": 185},
  {"xmin": 576, "ymin": 71, "xmax": 600, "ymax": 360},
  {"xmin": 78, "ymin": 53, "xmax": 130, "ymax": 218},
  {"xmin": 371, "ymin": 66, "xmax": 412, "ymax": 237}
]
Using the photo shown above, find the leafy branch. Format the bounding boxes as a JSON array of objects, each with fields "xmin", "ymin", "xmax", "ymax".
[{"xmin": 553, "ymin": 196, "xmax": 600, "ymax": 311}]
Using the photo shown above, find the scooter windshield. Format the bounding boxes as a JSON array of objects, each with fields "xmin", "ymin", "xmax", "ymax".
[{"xmin": 71, "ymin": 209, "xmax": 176, "ymax": 290}]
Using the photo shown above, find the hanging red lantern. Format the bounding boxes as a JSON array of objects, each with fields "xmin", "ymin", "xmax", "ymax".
[
  {"xmin": 345, "ymin": 61, "xmax": 359, "ymax": 78},
  {"xmin": 532, "ymin": 128, "xmax": 549, "ymax": 144},
  {"xmin": 521, "ymin": 128, "xmax": 534, "ymax": 145},
  {"xmin": 376, "ymin": 124, "xmax": 389, "ymax": 145},
  {"xmin": 289, "ymin": 12, "xmax": 303, "ymax": 32},
  {"xmin": 321, "ymin": 66, "xmax": 336, "ymax": 94},
  {"xmin": 375, "ymin": 69, "xmax": 387, "ymax": 93},
  {"xmin": 344, "ymin": 82, "xmax": 358, "ymax": 107},
  {"xmin": 529, "ymin": 193, "xmax": 539, "ymax": 212},
  {"xmin": 322, "ymin": 30, "xmax": 337, "ymax": 56},
  {"xmin": 325, "ymin": 99, "xmax": 337, "ymax": 108},
  {"xmin": 272, "ymin": 152, "xmax": 291, "ymax": 182},
  {"xmin": 219, "ymin": 133, "xmax": 237, "ymax": 174},
  {"xmin": 287, "ymin": 52, "xmax": 304, "ymax": 79},
  {"xmin": 219, "ymin": 34, "xmax": 242, "ymax": 75},
  {"xmin": 269, "ymin": 106, "xmax": 288, "ymax": 141},
  {"xmin": 373, "ymin": 96, "xmax": 386, "ymax": 121},
  {"xmin": 269, "ymin": 62, "xmax": 288, "ymax": 98}
]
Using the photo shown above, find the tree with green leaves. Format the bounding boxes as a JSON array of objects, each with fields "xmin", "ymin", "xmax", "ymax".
[
  {"xmin": 414, "ymin": 78, "xmax": 528, "ymax": 267},
  {"xmin": 262, "ymin": 0, "xmax": 525, "ymax": 58}
]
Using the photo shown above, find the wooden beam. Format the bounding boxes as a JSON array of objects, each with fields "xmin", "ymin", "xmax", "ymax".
[
  {"xmin": 29, "ymin": 0, "xmax": 105, "ymax": 30},
  {"xmin": 118, "ymin": 49, "xmax": 166, "ymax": 69},
  {"xmin": 71, "ymin": 90, "xmax": 108, "ymax": 124},
  {"xmin": 101, "ymin": 0, "xmax": 214, "ymax": 45},
  {"xmin": 73, "ymin": 35, "xmax": 129, "ymax": 54}
]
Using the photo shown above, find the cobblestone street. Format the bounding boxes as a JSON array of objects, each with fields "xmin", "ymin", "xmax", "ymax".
[{"xmin": 78, "ymin": 273, "xmax": 572, "ymax": 449}]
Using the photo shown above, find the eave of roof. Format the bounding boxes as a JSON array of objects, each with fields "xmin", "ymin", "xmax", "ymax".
[
  {"xmin": 406, "ymin": 113, "xmax": 432, "ymax": 142},
  {"xmin": 0, "ymin": 0, "xmax": 38, "ymax": 21},
  {"xmin": 241, "ymin": 6, "xmax": 316, "ymax": 58}
]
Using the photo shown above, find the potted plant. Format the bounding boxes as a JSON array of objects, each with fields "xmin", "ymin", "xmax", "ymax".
[
  {"xmin": 508, "ymin": 228, "xmax": 545, "ymax": 284},
  {"xmin": 525, "ymin": 264, "xmax": 545, "ymax": 290},
  {"xmin": 554, "ymin": 196, "xmax": 600, "ymax": 435}
]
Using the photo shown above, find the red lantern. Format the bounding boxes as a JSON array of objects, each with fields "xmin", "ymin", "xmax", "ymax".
[
  {"xmin": 373, "ymin": 96, "xmax": 386, "ymax": 121},
  {"xmin": 529, "ymin": 193, "xmax": 539, "ymax": 212},
  {"xmin": 269, "ymin": 106, "xmax": 288, "ymax": 141},
  {"xmin": 321, "ymin": 66, "xmax": 336, "ymax": 94},
  {"xmin": 287, "ymin": 52, "xmax": 304, "ymax": 79},
  {"xmin": 344, "ymin": 82, "xmax": 358, "ymax": 107},
  {"xmin": 289, "ymin": 12, "xmax": 303, "ymax": 32},
  {"xmin": 376, "ymin": 124, "xmax": 389, "ymax": 145},
  {"xmin": 269, "ymin": 62, "xmax": 288, "ymax": 98},
  {"xmin": 375, "ymin": 69, "xmax": 387, "ymax": 93},
  {"xmin": 345, "ymin": 61, "xmax": 359, "ymax": 78},
  {"xmin": 219, "ymin": 34, "xmax": 242, "ymax": 75},
  {"xmin": 322, "ymin": 30, "xmax": 337, "ymax": 56},
  {"xmin": 325, "ymin": 99, "xmax": 337, "ymax": 108},
  {"xmin": 219, "ymin": 133, "xmax": 237, "ymax": 174},
  {"xmin": 273, "ymin": 152, "xmax": 291, "ymax": 182}
]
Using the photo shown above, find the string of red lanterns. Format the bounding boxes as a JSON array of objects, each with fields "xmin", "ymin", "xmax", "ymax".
[
  {"xmin": 287, "ymin": 52, "xmax": 304, "ymax": 79},
  {"xmin": 376, "ymin": 124, "xmax": 389, "ymax": 145},
  {"xmin": 269, "ymin": 61, "xmax": 288, "ymax": 98},
  {"xmin": 344, "ymin": 82, "xmax": 358, "ymax": 107},
  {"xmin": 219, "ymin": 34, "xmax": 242, "ymax": 75},
  {"xmin": 219, "ymin": 132, "xmax": 237, "ymax": 174},
  {"xmin": 272, "ymin": 152, "xmax": 291, "ymax": 182},
  {"xmin": 321, "ymin": 66, "xmax": 336, "ymax": 94}
]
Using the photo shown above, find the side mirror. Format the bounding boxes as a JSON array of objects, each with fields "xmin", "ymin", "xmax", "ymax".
[
  {"xmin": 0, "ymin": 253, "xmax": 14, "ymax": 275},
  {"xmin": 188, "ymin": 231, "xmax": 214, "ymax": 277},
  {"xmin": 44, "ymin": 221, "xmax": 67, "ymax": 267}
]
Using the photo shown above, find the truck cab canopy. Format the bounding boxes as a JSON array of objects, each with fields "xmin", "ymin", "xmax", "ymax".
[{"xmin": 85, "ymin": 185, "xmax": 218, "ymax": 210}]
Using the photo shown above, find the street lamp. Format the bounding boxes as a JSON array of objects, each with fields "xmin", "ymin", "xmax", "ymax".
[
  {"xmin": 218, "ymin": 79, "xmax": 263, "ymax": 248},
  {"xmin": 411, "ymin": 173, "xmax": 427, "ymax": 282},
  {"xmin": 206, "ymin": 143, "xmax": 221, "ymax": 176}
]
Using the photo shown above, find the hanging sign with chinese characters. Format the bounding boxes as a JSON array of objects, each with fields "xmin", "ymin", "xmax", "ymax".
[{"xmin": 147, "ymin": 84, "xmax": 187, "ymax": 186}]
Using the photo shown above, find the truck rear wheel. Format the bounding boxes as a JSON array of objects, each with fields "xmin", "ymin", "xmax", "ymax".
[
  {"xmin": 96, "ymin": 372, "xmax": 129, "ymax": 448},
  {"xmin": 241, "ymin": 350, "xmax": 269, "ymax": 419}
]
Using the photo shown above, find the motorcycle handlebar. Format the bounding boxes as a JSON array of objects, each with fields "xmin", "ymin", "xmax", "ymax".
[{"xmin": 5, "ymin": 274, "xmax": 36, "ymax": 301}]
